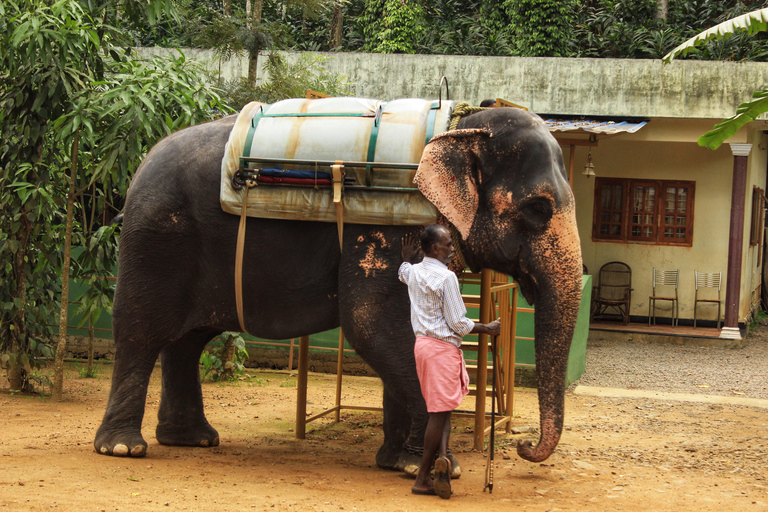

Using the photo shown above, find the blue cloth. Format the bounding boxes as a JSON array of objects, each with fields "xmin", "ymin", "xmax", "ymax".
[{"xmin": 260, "ymin": 168, "xmax": 332, "ymax": 180}]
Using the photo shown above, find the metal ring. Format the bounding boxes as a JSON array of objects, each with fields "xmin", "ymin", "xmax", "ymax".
[{"xmin": 438, "ymin": 76, "xmax": 449, "ymax": 109}]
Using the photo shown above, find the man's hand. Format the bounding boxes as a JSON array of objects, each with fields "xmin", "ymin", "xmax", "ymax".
[
  {"xmin": 401, "ymin": 233, "xmax": 420, "ymax": 263},
  {"xmin": 485, "ymin": 319, "xmax": 501, "ymax": 336},
  {"xmin": 470, "ymin": 318, "xmax": 501, "ymax": 336}
]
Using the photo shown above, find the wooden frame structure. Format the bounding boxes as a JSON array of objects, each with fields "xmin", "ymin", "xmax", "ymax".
[{"xmin": 294, "ymin": 269, "xmax": 519, "ymax": 452}]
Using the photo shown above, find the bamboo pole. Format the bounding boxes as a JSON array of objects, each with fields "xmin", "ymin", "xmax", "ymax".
[
  {"xmin": 295, "ymin": 335, "xmax": 309, "ymax": 439},
  {"xmin": 335, "ymin": 329, "xmax": 345, "ymax": 422},
  {"xmin": 473, "ymin": 269, "xmax": 492, "ymax": 450}
]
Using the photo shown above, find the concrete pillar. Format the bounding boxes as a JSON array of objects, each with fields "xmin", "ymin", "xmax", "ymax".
[{"xmin": 722, "ymin": 143, "xmax": 752, "ymax": 339}]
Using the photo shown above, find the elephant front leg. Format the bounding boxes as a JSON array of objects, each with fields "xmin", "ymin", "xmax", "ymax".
[
  {"xmin": 155, "ymin": 332, "xmax": 220, "ymax": 448},
  {"xmin": 377, "ymin": 386, "xmax": 426, "ymax": 471}
]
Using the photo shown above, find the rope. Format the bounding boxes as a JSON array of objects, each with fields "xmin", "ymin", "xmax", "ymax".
[{"xmin": 449, "ymin": 102, "xmax": 490, "ymax": 130}]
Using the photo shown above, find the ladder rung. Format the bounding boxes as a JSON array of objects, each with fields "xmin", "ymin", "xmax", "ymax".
[{"xmin": 467, "ymin": 385, "xmax": 494, "ymax": 397}]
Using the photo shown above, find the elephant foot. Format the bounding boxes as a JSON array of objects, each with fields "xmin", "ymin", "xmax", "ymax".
[
  {"xmin": 393, "ymin": 449, "xmax": 422, "ymax": 472},
  {"xmin": 94, "ymin": 427, "xmax": 148, "ymax": 457},
  {"xmin": 376, "ymin": 441, "xmax": 413, "ymax": 470},
  {"xmin": 155, "ymin": 421, "xmax": 220, "ymax": 448}
]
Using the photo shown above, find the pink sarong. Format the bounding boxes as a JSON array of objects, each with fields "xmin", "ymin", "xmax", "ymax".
[{"xmin": 414, "ymin": 336, "xmax": 469, "ymax": 413}]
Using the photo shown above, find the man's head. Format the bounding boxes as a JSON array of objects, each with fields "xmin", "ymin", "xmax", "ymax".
[
  {"xmin": 480, "ymin": 98, "xmax": 497, "ymax": 108},
  {"xmin": 421, "ymin": 224, "xmax": 454, "ymax": 265}
]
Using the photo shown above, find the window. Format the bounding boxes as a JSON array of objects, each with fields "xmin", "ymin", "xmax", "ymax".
[{"xmin": 593, "ymin": 178, "xmax": 695, "ymax": 246}]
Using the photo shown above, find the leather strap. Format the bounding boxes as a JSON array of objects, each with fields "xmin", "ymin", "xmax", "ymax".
[
  {"xmin": 235, "ymin": 186, "xmax": 251, "ymax": 333},
  {"xmin": 424, "ymin": 100, "xmax": 440, "ymax": 145},
  {"xmin": 332, "ymin": 161, "xmax": 344, "ymax": 251},
  {"xmin": 365, "ymin": 101, "xmax": 387, "ymax": 186}
]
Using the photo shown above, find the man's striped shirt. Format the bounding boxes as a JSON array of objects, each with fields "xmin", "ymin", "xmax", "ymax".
[{"xmin": 399, "ymin": 257, "xmax": 474, "ymax": 348}]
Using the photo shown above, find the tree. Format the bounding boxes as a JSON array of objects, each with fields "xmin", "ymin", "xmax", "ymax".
[
  {"xmin": 1, "ymin": 0, "xmax": 226, "ymax": 396},
  {"xmin": 663, "ymin": 8, "xmax": 768, "ymax": 149},
  {"xmin": 505, "ymin": 0, "xmax": 578, "ymax": 57},
  {"xmin": 361, "ymin": 0, "xmax": 425, "ymax": 53}
]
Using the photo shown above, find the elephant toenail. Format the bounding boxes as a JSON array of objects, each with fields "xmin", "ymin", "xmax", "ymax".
[
  {"xmin": 130, "ymin": 445, "xmax": 146, "ymax": 457},
  {"xmin": 113, "ymin": 444, "xmax": 129, "ymax": 456},
  {"xmin": 99, "ymin": 446, "xmax": 108, "ymax": 454},
  {"xmin": 199, "ymin": 440, "xmax": 210, "ymax": 447}
]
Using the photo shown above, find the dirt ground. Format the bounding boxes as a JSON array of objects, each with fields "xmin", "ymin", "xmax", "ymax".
[{"xmin": 1, "ymin": 363, "xmax": 767, "ymax": 512}]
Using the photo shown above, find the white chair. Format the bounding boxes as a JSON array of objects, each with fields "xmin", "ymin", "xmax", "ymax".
[
  {"xmin": 694, "ymin": 271, "xmax": 722, "ymax": 329},
  {"xmin": 648, "ymin": 269, "xmax": 679, "ymax": 326}
]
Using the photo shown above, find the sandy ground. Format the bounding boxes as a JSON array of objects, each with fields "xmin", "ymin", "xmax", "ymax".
[{"xmin": 1, "ymin": 361, "xmax": 767, "ymax": 512}]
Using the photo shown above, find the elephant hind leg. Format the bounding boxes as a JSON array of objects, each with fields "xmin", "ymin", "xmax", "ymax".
[
  {"xmin": 155, "ymin": 329, "xmax": 221, "ymax": 448},
  {"xmin": 94, "ymin": 343, "xmax": 161, "ymax": 457}
]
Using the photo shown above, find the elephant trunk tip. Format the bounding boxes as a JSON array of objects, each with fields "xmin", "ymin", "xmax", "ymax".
[{"xmin": 516, "ymin": 439, "xmax": 556, "ymax": 463}]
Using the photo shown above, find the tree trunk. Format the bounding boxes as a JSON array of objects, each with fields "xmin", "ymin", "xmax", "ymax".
[
  {"xmin": 7, "ymin": 225, "xmax": 30, "ymax": 391},
  {"xmin": 223, "ymin": 0, "xmax": 231, "ymax": 16},
  {"xmin": 221, "ymin": 334, "xmax": 235, "ymax": 380},
  {"xmin": 252, "ymin": 0, "xmax": 263, "ymax": 25},
  {"xmin": 247, "ymin": 0, "xmax": 265, "ymax": 87},
  {"xmin": 86, "ymin": 313, "xmax": 95, "ymax": 376},
  {"xmin": 52, "ymin": 132, "xmax": 79, "ymax": 400},
  {"xmin": 330, "ymin": 0, "xmax": 343, "ymax": 49},
  {"xmin": 656, "ymin": 0, "xmax": 668, "ymax": 20},
  {"xmin": 248, "ymin": 53, "xmax": 259, "ymax": 88}
]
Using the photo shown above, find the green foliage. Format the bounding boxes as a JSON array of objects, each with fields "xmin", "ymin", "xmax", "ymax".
[
  {"xmin": 505, "ymin": 0, "xmax": 578, "ymax": 57},
  {"xmin": 77, "ymin": 362, "xmax": 101, "ymax": 378},
  {"xmin": 749, "ymin": 309, "xmax": 768, "ymax": 333},
  {"xmin": 72, "ymin": 225, "xmax": 119, "ymax": 327},
  {"xmin": 0, "ymin": 0, "xmax": 226, "ymax": 392},
  {"xmin": 361, "ymin": 0, "xmax": 424, "ymax": 53},
  {"xmin": 417, "ymin": 1, "xmax": 514, "ymax": 56},
  {"xmin": 698, "ymin": 77, "xmax": 768, "ymax": 149},
  {"xmin": 200, "ymin": 332, "xmax": 249, "ymax": 382}
]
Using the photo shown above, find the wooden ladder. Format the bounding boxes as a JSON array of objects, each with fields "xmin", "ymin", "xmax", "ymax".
[{"xmin": 457, "ymin": 269, "xmax": 519, "ymax": 450}]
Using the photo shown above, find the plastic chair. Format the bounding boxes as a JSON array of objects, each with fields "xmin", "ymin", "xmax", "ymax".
[
  {"xmin": 591, "ymin": 262, "xmax": 633, "ymax": 324},
  {"xmin": 648, "ymin": 268, "xmax": 679, "ymax": 326},
  {"xmin": 694, "ymin": 271, "xmax": 722, "ymax": 329}
]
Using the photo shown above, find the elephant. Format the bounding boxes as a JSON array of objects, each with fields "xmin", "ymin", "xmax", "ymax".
[{"xmin": 93, "ymin": 105, "xmax": 583, "ymax": 473}]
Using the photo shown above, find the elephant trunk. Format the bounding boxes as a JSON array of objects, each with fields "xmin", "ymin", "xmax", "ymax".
[{"xmin": 516, "ymin": 212, "xmax": 583, "ymax": 463}]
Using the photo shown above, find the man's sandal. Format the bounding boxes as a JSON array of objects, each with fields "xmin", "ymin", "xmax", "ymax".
[{"xmin": 433, "ymin": 456, "xmax": 452, "ymax": 499}]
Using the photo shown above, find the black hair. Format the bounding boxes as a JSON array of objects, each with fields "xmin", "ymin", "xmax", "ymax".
[
  {"xmin": 421, "ymin": 223, "xmax": 448, "ymax": 254},
  {"xmin": 479, "ymin": 98, "xmax": 496, "ymax": 107}
]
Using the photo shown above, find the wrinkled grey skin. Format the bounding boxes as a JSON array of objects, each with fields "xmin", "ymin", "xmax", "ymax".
[{"xmin": 94, "ymin": 107, "xmax": 582, "ymax": 472}]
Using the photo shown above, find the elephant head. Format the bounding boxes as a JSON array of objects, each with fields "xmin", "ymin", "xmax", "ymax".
[{"xmin": 415, "ymin": 107, "xmax": 583, "ymax": 463}]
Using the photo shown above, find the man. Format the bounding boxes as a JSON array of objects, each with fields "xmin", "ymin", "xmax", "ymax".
[
  {"xmin": 479, "ymin": 98, "xmax": 497, "ymax": 108},
  {"xmin": 399, "ymin": 224, "xmax": 501, "ymax": 499}
]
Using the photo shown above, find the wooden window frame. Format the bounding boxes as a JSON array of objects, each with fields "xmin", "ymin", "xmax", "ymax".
[{"xmin": 593, "ymin": 178, "xmax": 695, "ymax": 247}]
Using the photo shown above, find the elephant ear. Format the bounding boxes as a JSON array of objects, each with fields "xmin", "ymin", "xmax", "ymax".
[{"xmin": 415, "ymin": 128, "xmax": 490, "ymax": 239}]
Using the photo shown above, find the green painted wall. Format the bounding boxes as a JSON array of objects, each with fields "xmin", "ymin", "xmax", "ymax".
[{"xmin": 65, "ymin": 273, "xmax": 591, "ymax": 386}]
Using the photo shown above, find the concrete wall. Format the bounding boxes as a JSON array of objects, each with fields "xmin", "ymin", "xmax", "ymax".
[
  {"xmin": 136, "ymin": 47, "xmax": 768, "ymax": 323},
  {"xmin": 143, "ymin": 48, "xmax": 768, "ymax": 120}
]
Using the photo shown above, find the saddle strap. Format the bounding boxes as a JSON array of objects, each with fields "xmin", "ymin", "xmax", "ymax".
[
  {"xmin": 235, "ymin": 186, "xmax": 250, "ymax": 333},
  {"xmin": 332, "ymin": 161, "xmax": 344, "ymax": 251}
]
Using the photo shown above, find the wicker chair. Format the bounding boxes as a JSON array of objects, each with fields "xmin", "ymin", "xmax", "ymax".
[{"xmin": 591, "ymin": 262, "xmax": 633, "ymax": 324}]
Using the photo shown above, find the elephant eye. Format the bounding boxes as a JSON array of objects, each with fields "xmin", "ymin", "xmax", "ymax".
[{"xmin": 520, "ymin": 197, "xmax": 553, "ymax": 230}]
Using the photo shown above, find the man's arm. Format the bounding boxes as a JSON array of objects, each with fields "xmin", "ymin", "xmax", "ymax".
[
  {"xmin": 443, "ymin": 273, "xmax": 502, "ymax": 337},
  {"xmin": 471, "ymin": 319, "xmax": 501, "ymax": 336}
]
